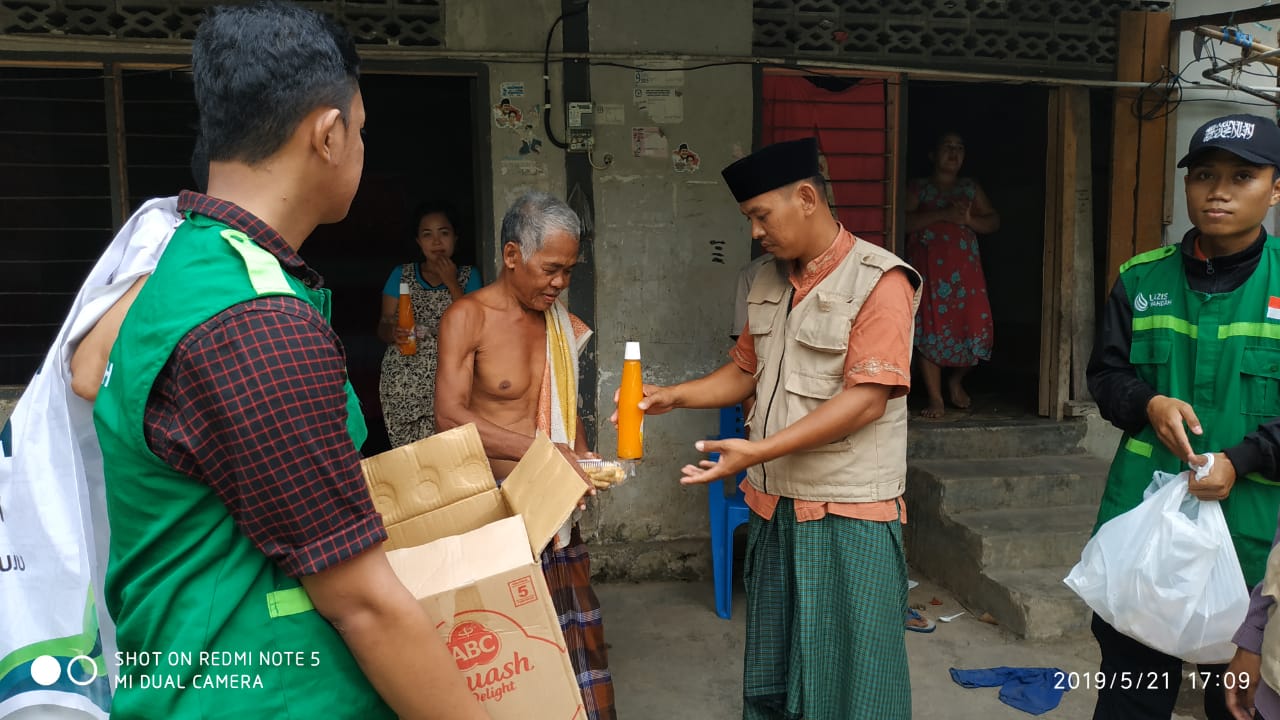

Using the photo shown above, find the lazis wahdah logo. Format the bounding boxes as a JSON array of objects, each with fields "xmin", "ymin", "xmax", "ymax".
[
  {"xmin": 448, "ymin": 621, "xmax": 501, "ymax": 671},
  {"xmin": 1133, "ymin": 292, "xmax": 1171, "ymax": 312}
]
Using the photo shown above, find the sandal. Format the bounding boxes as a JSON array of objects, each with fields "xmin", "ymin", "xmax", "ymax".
[{"xmin": 906, "ymin": 608, "xmax": 936, "ymax": 633}]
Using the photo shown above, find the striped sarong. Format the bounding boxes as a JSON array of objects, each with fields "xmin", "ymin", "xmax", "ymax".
[
  {"xmin": 742, "ymin": 497, "xmax": 910, "ymax": 720},
  {"xmin": 541, "ymin": 524, "xmax": 616, "ymax": 720}
]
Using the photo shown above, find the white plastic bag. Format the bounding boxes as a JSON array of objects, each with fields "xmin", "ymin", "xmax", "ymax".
[
  {"xmin": 1064, "ymin": 471, "xmax": 1249, "ymax": 664},
  {"xmin": 0, "ymin": 198, "xmax": 178, "ymax": 718}
]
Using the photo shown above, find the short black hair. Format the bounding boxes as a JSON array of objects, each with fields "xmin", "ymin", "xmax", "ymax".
[
  {"xmin": 192, "ymin": 1, "xmax": 360, "ymax": 165},
  {"xmin": 788, "ymin": 174, "xmax": 828, "ymax": 201},
  {"xmin": 410, "ymin": 200, "xmax": 458, "ymax": 237},
  {"xmin": 934, "ymin": 129, "xmax": 965, "ymax": 149},
  {"xmin": 808, "ymin": 173, "xmax": 828, "ymax": 199},
  {"xmin": 190, "ymin": 136, "xmax": 209, "ymax": 192}
]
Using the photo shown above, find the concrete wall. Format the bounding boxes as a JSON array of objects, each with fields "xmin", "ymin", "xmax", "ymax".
[
  {"xmin": 458, "ymin": 0, "xmax": 755, "ymax": 579},
  {"xmin": 447, "ymin": 0, "xmax": 567, "ymax": 273},
  {"xmin": 581, "ymin": 1, "xmax": 754, "ymax": 579},
  {"xmin": 1170, "ymin": 0, "xmax": 1280, "ymax": 242}
]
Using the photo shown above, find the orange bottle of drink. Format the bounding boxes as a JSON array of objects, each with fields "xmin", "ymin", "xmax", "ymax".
[
  {"xmin": 617, "ymin": 341, "xmax": 644, "ymax": 459},
  {"xmin": 397, "ymin": 282, "xmax": 417, "ymax": 356}
]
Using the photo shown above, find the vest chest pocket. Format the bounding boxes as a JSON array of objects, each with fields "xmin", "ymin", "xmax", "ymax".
[
  {"xmin": 794, "ymin": 300, "xmax": 853, "ymax": 377},
  {"xmin": 783, "ymin": 371, "xmax": 850, "ymax": 451},
  {"xmin": 1241, "ymin": 346, "xmax": 1280, "ymax": 417},
  {"xmin": 785, "ymin": 370, "xmax": 845, "ymax": 399},
  {"xmin": 747, "ymin": 301, "xmax": 779, "ymax": 339},
  {"xmin": 1129, "ymin": 337, "xmax": 1171, "ymax": 390}
]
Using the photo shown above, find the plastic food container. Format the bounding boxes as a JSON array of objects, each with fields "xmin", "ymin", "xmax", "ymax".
[{"xmin": 577, "ymin": 459, "xmax": 638, "ymax": 489}]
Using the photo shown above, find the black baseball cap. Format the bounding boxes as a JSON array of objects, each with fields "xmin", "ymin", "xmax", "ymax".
[{"xmin": 1177, "ymin": 113, "xmax": 1280, "ymax": 168}]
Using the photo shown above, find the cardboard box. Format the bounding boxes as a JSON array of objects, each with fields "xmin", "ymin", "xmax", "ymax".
[{"xmin": 361, "ymin": 425, "xmax": 587, "ymax": 719}]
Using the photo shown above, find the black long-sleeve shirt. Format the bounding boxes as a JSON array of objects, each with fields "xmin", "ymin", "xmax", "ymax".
[{"xmin": 1086, "ymin": 227, "xmax": 1280, "ymax": 479}]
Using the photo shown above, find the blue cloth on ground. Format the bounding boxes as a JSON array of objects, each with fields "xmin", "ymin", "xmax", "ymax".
[{"xmin": 949, "ymin": 667, "xmax": 1067, "ymax": 715}]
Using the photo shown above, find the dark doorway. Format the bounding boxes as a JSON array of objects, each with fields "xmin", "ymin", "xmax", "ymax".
[
  {"xmin": 303, "ymin": 72, "xmax": 481, "ymax": 455},
  {"xmin": 0, "ymin": 67, "xmax": 482, "ymax": 455},
  {"xmin": 903, "ymin": 80, "xmax": 1049, "ymax": 417}
]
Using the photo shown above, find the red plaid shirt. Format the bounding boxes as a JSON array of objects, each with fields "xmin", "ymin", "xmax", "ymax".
[{"xmin": 143, "ymin": 191, "xmax": 386, "ymax": 578}]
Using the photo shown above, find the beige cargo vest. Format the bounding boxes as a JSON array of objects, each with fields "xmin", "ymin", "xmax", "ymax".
[
  {"xmin": 744, "ymin": 238, "xmax": 921, "ymax": 503},
  {"xmin": 1260, "ymin": 541, "xmax": 1280, "ymax": 690}
]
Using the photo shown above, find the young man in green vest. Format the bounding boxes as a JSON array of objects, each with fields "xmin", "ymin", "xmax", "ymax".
[
  {"xmin": 1087, "ymin": 113, "xmax": 1280, "ymax": 720},
  {"xmin": 613, "ymin": 138, "xmax": 922, "ymax": 720},
  {"xmin": 91, "ymin": 3, "xmax": 484, "ymax": 718}
]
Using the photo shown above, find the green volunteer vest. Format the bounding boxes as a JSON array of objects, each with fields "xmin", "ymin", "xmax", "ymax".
[
  {"xmin": 1095, "ymin": 238, "xmax": 1280, "ymax": 587},
  {"xmin": 93, "ymin": 213, "xmax": 391, "ymax": 719}
]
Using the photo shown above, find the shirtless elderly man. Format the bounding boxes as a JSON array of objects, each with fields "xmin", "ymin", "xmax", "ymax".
[{"xmin": 435, "ymin": 190, "xmax": 615, "ymax": 720}]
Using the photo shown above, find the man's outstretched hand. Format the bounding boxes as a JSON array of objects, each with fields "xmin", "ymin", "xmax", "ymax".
[{"xmin": 679, "ymin": 437, "xmax": 762, "ymax": 485}]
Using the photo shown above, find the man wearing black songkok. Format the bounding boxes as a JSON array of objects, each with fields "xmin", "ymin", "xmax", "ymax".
[{"xmin": 615, "ymin": 137, "xmax": 922, "ymax": 719}]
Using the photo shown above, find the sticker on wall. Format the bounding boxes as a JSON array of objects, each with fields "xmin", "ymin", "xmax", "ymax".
[
  {"xmin": 595, "ymin": 103, "xmax": 626, "ymax": 125},
  {"xmin": 500, "ymin": 159, "xmax": 547, "ymax": 177},
  {"xmin": 500, "ymin": 81, "xmax": 526, "ymax": 98},
  {"xmin": 493, "ymin": 97, "xmax": 523, "ymax": 129},
  {"xmin": 671, "ymin": 143, "xmax": 700, "ymax": 173},
  {"xmin": 634, "ymin": 68, "xmax": 685, "ymax": 89},
  {"xmin": 632, "ymin": 126, "xmax": 668, "ymax": 158},
  {"xmin": 518, "ymin": 124, "xmax": 543, "ymax": 155}
]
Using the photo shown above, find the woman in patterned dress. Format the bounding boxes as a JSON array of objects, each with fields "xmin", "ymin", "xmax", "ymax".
[
  {"xmin": 377, "ymin": 203, "xmax": 481, "ymax": 446},
  {"xmin": 904, "ymin": 132, "xmax": 1001, "ymax": 418}
]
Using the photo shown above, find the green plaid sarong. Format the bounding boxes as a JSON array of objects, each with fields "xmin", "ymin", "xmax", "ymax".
[{"xmin": 742, "ymin": 497, "xmax": 911, "ymax": 720}]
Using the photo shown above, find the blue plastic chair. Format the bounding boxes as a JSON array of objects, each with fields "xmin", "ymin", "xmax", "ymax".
[{"xmin": 708, "ymin": 404, "xmax": 750, "ymax": 619}]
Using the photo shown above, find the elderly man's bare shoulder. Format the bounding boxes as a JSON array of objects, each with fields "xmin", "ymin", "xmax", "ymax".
[{"xmin": 442, "ymin": 285, "xmax": 505, "ymax": 327}]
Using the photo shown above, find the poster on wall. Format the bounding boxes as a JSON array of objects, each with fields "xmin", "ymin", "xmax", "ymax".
[
  {"xmin": 632, "ymin": 127, "xmax": 669, "ymax": 158},
  {"xmin": 633, "ymin": 88, "xmax": 683, "ymax": 124},
  {"xmin": 634, "ymin": 68, "xmax": 685, "ymax": 88},
  {"xmin": 633, "ymin": 67, "xmax": 684, "ymax": 123}
]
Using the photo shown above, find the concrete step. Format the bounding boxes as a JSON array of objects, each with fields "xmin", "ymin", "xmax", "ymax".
[
  {"xmin": 908, "ymin": 417, "xmax": 1089, "ymax": 460},
  {"xmin": 950, "ymin": 505, "xmax": 1096, "ymax": 570},
  {"xmin": 908, "ymin": 454, "xmax": 1109, "ymax": 514},
  {"xmin": 905, "ymin": 443, "xmax": 1106, "ymax": 639},
  {"xmin": 978, "ymin": 567, "xmax": 1093, "ymax": 640}
]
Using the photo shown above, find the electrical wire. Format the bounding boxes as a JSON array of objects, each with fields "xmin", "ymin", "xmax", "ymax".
[
  {"xmin": 586, "ymin": 147, "xmax": 611, "ymax": 170},
  {"xmin": 1132, "ymin": 62, "xmax": 1184, "ymax": 120},
  {"xmin": 1195, "ymin": 28, "xmax": 1280, "ymax": 108},
  {"xmin": 541, "ymin": 5, "xmax": 588, "ymax": 150}
]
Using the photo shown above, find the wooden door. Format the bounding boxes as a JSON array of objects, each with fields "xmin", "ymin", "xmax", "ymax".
[{"xmin": 1039, "ymin": 86, "xmax": 1095, "ymax": 419}]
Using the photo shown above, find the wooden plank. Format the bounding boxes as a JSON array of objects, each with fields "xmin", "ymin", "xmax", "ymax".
[
  {"xmin": 1134, "ymin": 11, "xmax": 1171, "ymax": 255},
  {"xmin": 1040, "ymin": 89, "xmax": 1062, "ymax": 418},
  {"xmin": 1107, "ymin": 11, "xmax": 1146, "ymax": 291},
  {"xmin": 1063, "ymin": 400, "xmax": 1099, "ymax": 418},
  {"xmin": 886, "ymin": 73, "xmax": 903, "ymax": 256},
  {"xmin": 1054, "ymin": 88, "xmax": 1078, "ymax": 421},
  {"xmin": 1068, "ymin": 86, "xmax": 1096, "ymax": 403}
]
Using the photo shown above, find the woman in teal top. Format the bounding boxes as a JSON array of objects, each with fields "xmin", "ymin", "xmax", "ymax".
[{"xmin": 377, "ymin": 203, "xmax": 482, "ymax": 447}]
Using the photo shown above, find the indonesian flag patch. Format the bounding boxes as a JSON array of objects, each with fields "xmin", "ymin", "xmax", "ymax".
[{"xmin": 1269, "ymin": 296, "xmax": 1280, "ymax": 321}]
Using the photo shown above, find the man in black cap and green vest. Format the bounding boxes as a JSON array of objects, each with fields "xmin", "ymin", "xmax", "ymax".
[
  {"xmin": 614, "ymin": 137, "xmax": 921, "ymax": 719},
  {"xmin": 91, "ymin": 3, "xmax": 483, "ymax": 718},
  {"xmin": 1088, "ymin": 113, "xmax": 1280, "ymax": 720}
]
